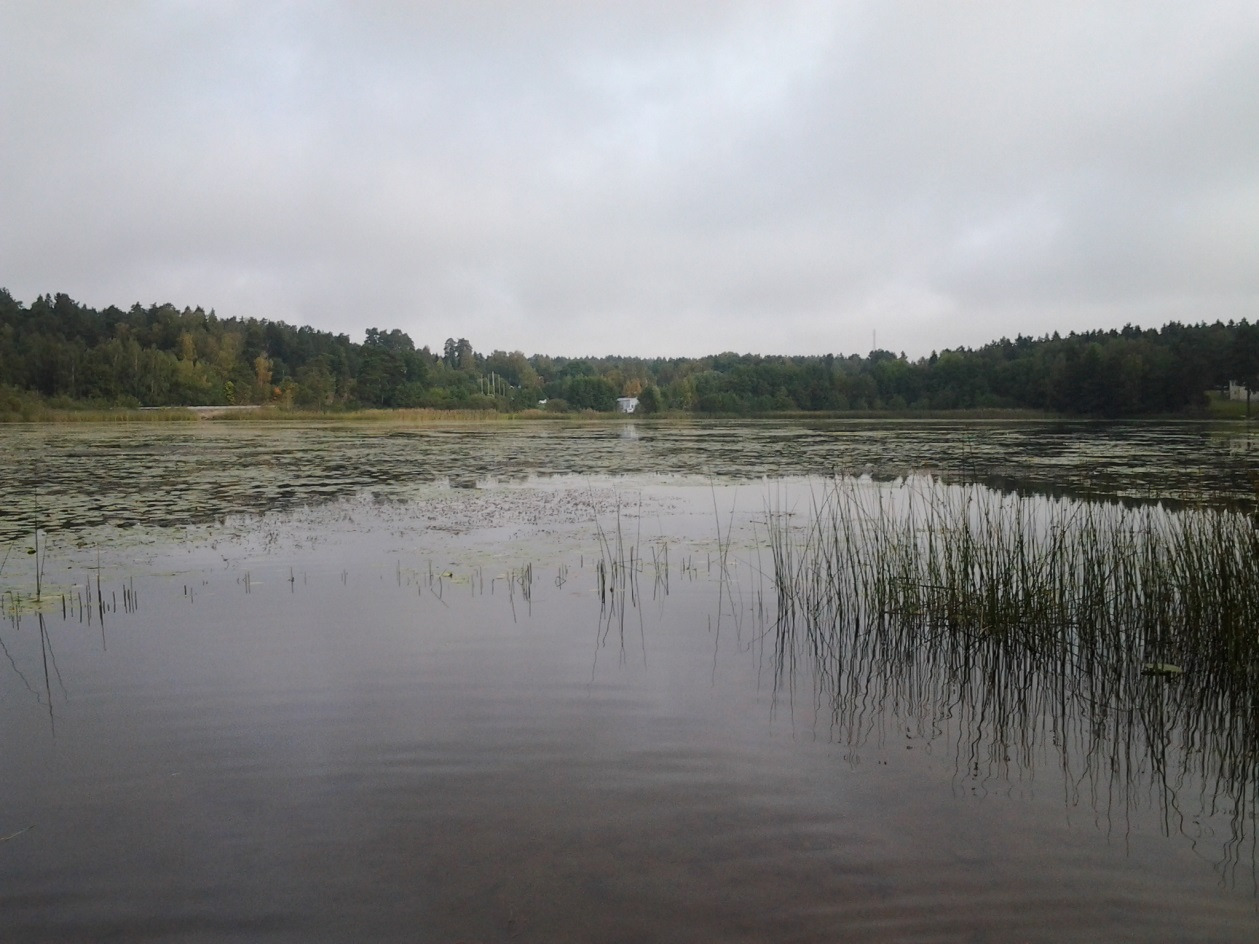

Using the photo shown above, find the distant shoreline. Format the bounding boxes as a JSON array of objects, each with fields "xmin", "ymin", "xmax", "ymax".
[
  {"xmin": 2, "ymin": 403, "xmax": 1246, "ymax": 425},
  {"xmin": 140, "ymin": 404, "xmax": 262, "ymax": 419}
]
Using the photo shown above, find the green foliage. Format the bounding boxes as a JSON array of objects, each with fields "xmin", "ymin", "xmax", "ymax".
[
  {"xmin": 563, "ymin": 375, "xmax": 618, "ymax": 411},
  {"xmin": 636, "ymin": 385, "xmax": 662, "ymax": 414},
  {"xmin": 0, "ymin": 288, "xmax": 1254, "ymax": 417}
]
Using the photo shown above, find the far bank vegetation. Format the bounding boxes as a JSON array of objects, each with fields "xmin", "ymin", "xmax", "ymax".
[{"xmin": 2, "ymin": 289, "xmax": 1256, "ymax": 420}]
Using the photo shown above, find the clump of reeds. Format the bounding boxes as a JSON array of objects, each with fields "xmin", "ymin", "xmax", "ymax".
[
  {"xmin": 770, "ymin": 477, "xmax": 1259, "ymax": 669},
  {"xmin": 502, "ymin": 562, "xmax": 534, "ymax": 622},
  {"xmin": 589, "ymin": 494, "xmax": 651, "ymax": 664},
  {"xmin": 592, "ymin": 495, "xmax": 642, "ymax": 609},
  {"xmin": 763, "ymin": 476, "xmax": 1259, "ymax": 862}
]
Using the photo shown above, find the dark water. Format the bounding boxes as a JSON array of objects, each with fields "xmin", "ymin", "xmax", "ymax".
[{"xmin": 2, "ymin": 420, "xmax": 1258, "ymax": 942}]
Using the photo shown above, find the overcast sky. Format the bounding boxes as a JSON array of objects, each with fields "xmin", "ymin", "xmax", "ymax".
[{"xmin": 2, "ymin": 2, "xmax": 1256, "ymax": 359}]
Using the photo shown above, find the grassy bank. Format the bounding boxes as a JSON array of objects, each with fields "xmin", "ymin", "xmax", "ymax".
[{"xmin": 3, "ymin": 381, "xmax": 1252, "ymax": 425}]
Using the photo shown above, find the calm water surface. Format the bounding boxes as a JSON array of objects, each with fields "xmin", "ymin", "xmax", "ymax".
[{"xmin": 2, "ymin": 419, "xmax": 1258, "ymax": 942}]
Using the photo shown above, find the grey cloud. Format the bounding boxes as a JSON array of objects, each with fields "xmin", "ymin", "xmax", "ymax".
[{"xmin": 2, "ymin": 1, "xmax": 1256, "ymax": 358}]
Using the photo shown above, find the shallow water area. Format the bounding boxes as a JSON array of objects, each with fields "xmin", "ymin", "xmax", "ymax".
[{"xmin": 3, "ymin": 420, "xmax": 1259, "ymax": 942}]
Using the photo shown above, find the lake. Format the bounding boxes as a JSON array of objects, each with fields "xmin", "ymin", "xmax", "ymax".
[{"xmin": 2, "ymin": 418, "xmax": 1258, "ymax": 942}]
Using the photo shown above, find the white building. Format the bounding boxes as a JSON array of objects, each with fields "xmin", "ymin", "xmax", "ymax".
[{"xmin": 615, "ymin": 397, "xmax": 639, "ymax": 414}]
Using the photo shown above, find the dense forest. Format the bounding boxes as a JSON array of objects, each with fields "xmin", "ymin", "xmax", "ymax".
[{"xmin": 1, "ymin": 288, "xmax": 1256, "ymax": 417}]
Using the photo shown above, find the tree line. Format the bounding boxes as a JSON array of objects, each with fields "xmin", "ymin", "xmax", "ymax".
[{"xmin": 1, "ymin": 288, "xmax": 1256, "ymax": 417}]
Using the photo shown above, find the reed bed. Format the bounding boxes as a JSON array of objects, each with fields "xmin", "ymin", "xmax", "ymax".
[
  {"xmin": 771, "ymin": 480, "xmax": 1259, "ymax": 654},
  {"xmin": 214, "ymin": 406, "xmax": 508, "ymax": 424},
  {"xmin": 0, "ymin": 404, "xmax": 520, "ymax": 424},
  {"xmin": 0, "ymin": 405, "xmax": 203, "ymax": 423},
  {"xmin": 765, "ymin": 476, "xmax": 1259, "ymax": 863}
]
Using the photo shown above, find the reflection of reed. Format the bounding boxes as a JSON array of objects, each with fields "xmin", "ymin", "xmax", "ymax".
[
  {"xmin": 503, "ymin": 562, "xmax": 534, "ymax": 622},
  {"xmin": 0, "ymin": 620, "xmax": 39, "ymax": 702},
  {"xmin": 765, "ymin": 477, "xmax": 1259, "ymax": 884},
  {"xmin": 38, "ymin": 613, "xmax": 58, "ymax": 735},
  {"xmin": 592, "ymin": 496, "xmax": 647, "ymax": 668},
  {"xmin": 4, "ymin": 570, "xmax": 139, "ymax": 735}
]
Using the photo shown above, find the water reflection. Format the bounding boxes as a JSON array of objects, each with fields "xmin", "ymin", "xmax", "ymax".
[{"xmin": 5, "ymin": 473, "xmax": 1259, "ymax": 940}]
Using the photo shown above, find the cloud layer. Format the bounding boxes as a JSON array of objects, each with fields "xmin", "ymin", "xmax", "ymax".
[{"xmin": 3, "ymin": 1, "xmax": 1256, "ymax": 357}]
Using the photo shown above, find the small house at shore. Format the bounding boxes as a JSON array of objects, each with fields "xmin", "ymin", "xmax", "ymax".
[{"xmin": 616, "ymin": 397, "xmax": 639, "ymax": 414}]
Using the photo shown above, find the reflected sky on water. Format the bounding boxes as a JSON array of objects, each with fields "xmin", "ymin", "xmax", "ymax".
[{"xmin": 2, "ymin": 423, "xmax": 1258, "ymax": 941}]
